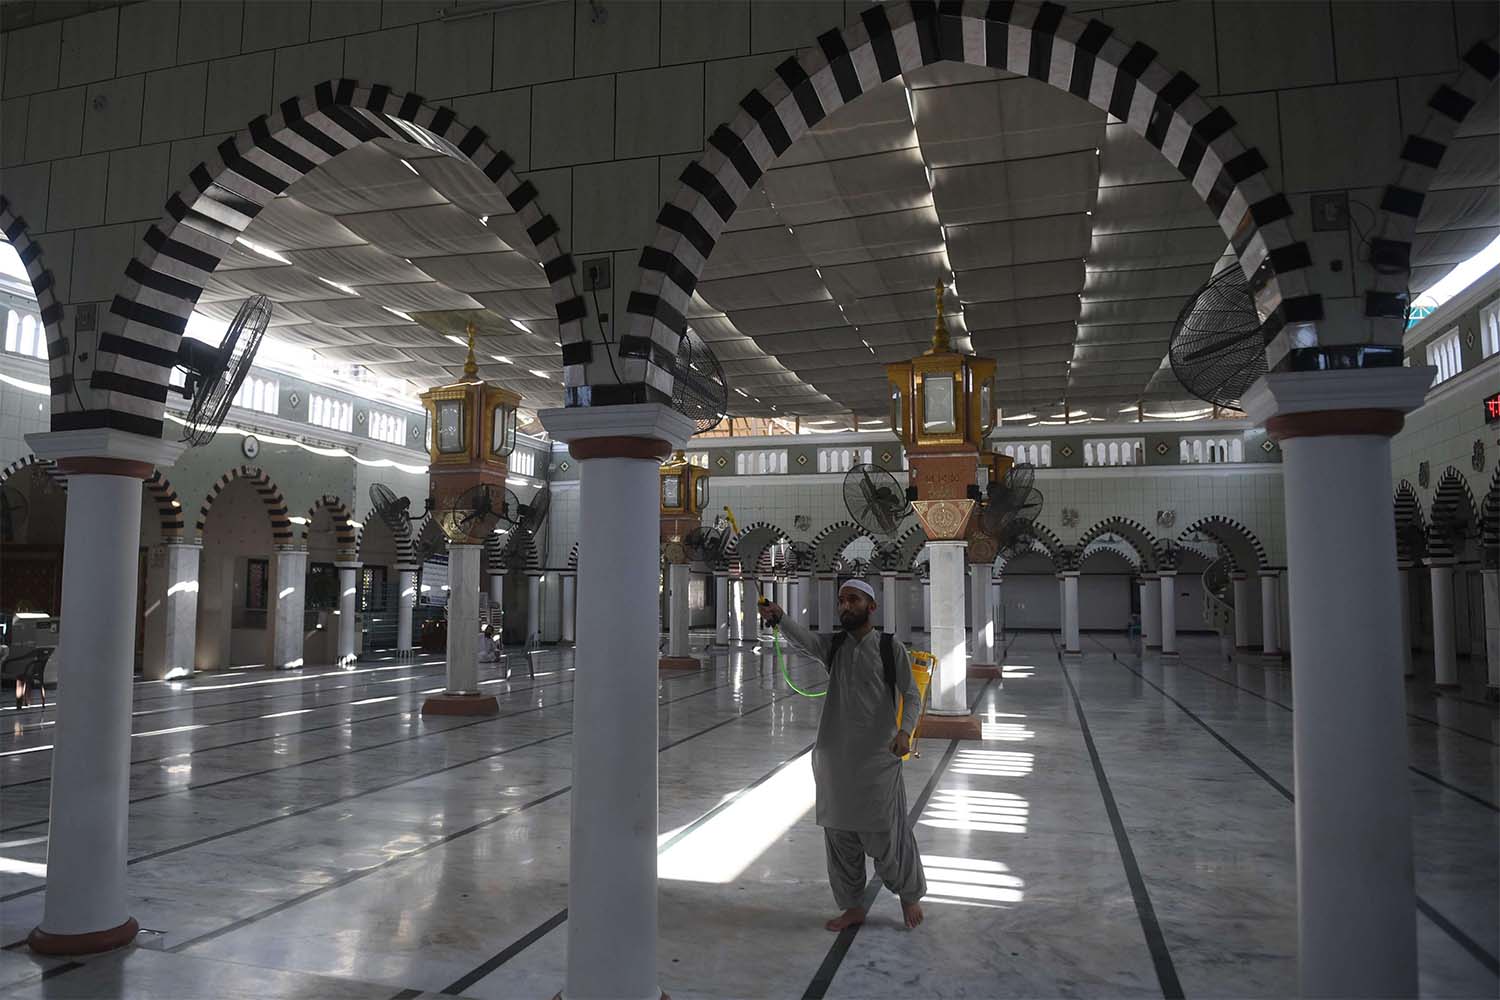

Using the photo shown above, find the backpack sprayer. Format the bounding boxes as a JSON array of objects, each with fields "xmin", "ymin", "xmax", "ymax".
[{"xmin": 757, "ymin": 593, "xmax": 935, "ymax": 758}]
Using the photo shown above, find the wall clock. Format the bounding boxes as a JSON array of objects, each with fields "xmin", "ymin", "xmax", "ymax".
[{"xmin": 242, "ymin": 435, "xmax": 260, "ymax": 459}]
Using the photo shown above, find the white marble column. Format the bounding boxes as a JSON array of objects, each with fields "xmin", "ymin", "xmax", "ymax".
[
  {"xmin": 561, "ymin": 572, "xmax": 577, "ymax": 644},
  {"xmin": 712, "ymin": 572, "xmax": 730, "ymax": 646},
  {"xmin": 898, "ymin": 574, "xmax": 914, "ymax": 643},
  {"xmin": 921, "ymin": 578, "xmax": 931, "ymax": 632},
  {"xmin": 1430, "ymin": 560, "xmax": 1457, "ymax": 688},
  {"xmin": 489, "ymin": 573, "xmax": 504, "ymax": 627},
  {"xmin": 1062, "ymin": 571, "xmax": 1081, "ymax": 654},
  {"xmin": 397, "ymin": 567, "xmax": 417, "ymax": 655},
  {"xmin": 442, "ymin": 544, "xmax": 482, "ymax": 696},
  {"xmin": 969, "ymin": 564, "xmax": 995, "ymax": 667},
  {"xmin": 1260, "ymin": 571, "xmax": 1281, "ymax": 657},
  {"xmin": 927, "ymin": 541, "xmax": 968, "ymax": 714},
  {"xmin": 1396, "ymin": 564, "xmax": 1413, "ymax": 677},
  {"xmin": 23, "ymin": 430, "xmax": 181, "ymax": 954},
  {"xmin": 271, "ymin": 547, "xmax": 308, "ymax": 669},
  {"xmin": 817, "ymin": 574, "xmax": 837, "ymax": 636},
  {"xmin": 1158, "ymin": 571, "xmax": 1178, "ymax": 656},
  {"xmin": 541, "ymin": 403, "xmax": 692, "ymax": 1000},
  {"xmin": 1141, "ymin": 573, "xmax": 1160, "ymax": 648},
  {"xmin": 798, "ymin": 571, "xmax": 814, "ymax": 627},
  {"xmin": 991, "ymin": 575, "xmax": 1002, "ymax": 643},
  {"xmin": 336, "ymin": 563, "xmax": 359, "ymax": 667},
  {"xmin": 784, "ymin": 575, "xmax": 802, "ymax": 627},
  {"xmin": 1244, "ymin": 366, "xmax": 1431, "ymax": 997},
  {"xmin": 143, "ymin": 541, "xmax": 200, "ymax": 680},
  {"xmin": 526, "ymin": 573, "xmax": 542, "ymax": 646},
  {"xmin": 881, "ymin": 572, "xmax": 898, "ymax": 635},
  {"xmin": 728, "ymin": 578, "xmax": 744, "ymax": 642},
  {"xmin": 1232, "ymin": 572, "xmax": 1253, "ymax": 648},
  {"xmin": 741, "ymin": 576, "xmax": 760, "ymax": 642},
  {"xmin": 661, "ymin": 562, "xmax": 696, "ymax": 669},
  {"xmin": 1483, "ymin": 568, "xmax": 1499, "ymax": 697}
]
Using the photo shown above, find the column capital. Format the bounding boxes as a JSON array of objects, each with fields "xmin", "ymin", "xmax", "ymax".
[
  {"xmin": 1061, "ymin": 570, "xmax": 1081, "ymax": 579},
  {"xmin": 1243, "ymin": 368, "xmax": 1434, "ymax": 440},
  {"xmin": 335, "ymin": 561, "xmax": 362, "ymax": 571},
  {"xmin": 539, "ymin": 403, "xmax": 696, "ymax": 458},
  {"xmin": 1231, "ymin": 571, "xmax": 1249, "ymax": 581},
  {"xmin": 27, "ymin": 428, "xmax": 186, "ymax": 474}
]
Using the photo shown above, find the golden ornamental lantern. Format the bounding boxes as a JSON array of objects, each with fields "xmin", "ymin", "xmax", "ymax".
[
  {"xmin": 419, "ymin": 322, "xmax": 522, "ymax": 539},
  {"xmin": 887, "ymin": 283, "xmax": 996, "ymax": 541},
  {"xmin": 660, "ymin": 451, "xmax": 711, "ymax": 563}
]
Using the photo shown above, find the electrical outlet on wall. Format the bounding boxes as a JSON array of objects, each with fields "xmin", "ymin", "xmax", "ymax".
[{"xmin": 582, "ymin": 257, "xmax": 611, "ymax": 292}]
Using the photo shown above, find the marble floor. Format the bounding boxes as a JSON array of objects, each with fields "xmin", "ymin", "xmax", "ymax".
[{"xmin": 0, "ymin": 631, "xmax": 1495, "ymax": 998}]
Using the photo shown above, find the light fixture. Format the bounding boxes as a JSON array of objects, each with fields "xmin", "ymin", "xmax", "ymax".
[
  {"xmin": 400, "ymin": 158, "xmax": 419, "ymax": 175},
  {"xmin": 317, "ymin": 277, "xmax": 358, "ymax": 296},
  {"xmin": 446, "ymin": 335, "xmax": 469, "ymax": 347},
  {"xmin": 528, "ymin": 370, "xmax": 550, "ymax": 379},
  {"xmin": 479, "ymin": 215, "xmax": 489, "ymax": 225},
  {"xmin": 1000, "ymin": 412, "xmax": 1037, "ymax": 421},
  {"xmin": 236, "ymin": 237, "xmax": 291, "ymax": 265},
  {"xmin": 510, "ymin": 319, "xmax": 529, "ymax": 333},
  {"xmin": 491, "ymin": 355, "xmax": 515, "ymax": 364},
  {"xmin": 383, "ymin": 307, "xmax": 414, "ymax": 322}
]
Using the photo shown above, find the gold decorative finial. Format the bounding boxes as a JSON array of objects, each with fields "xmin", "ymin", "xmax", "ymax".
[
  {"xmin": 463, "ymin": 320, "xmax": 479, "ymax": 378},
  {"xmin": 929, "ymin": 280, "xmax": 951, "ymax": 353}
]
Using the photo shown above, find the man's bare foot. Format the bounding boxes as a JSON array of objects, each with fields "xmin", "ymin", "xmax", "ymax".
[
  {"xmin": 825, "ymin": 907, "xmax": 866, "ymax": 931},
  {"xmin": 902, "ymin": 901, "xmax": 924, "ymax": 929}
]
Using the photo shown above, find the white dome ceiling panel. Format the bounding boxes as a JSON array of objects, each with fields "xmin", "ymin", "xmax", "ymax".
[
  {"xmin": 957, "ymin": 261, "xmax": 1085, "ymax": 303},
  {"xmin": 944, "ymin": 215, "xmax": 1092, "ymax": 270},
  {"xmin": 929, "ymin": 150, "xmax": 1097, "ymax": 226},
  {"xmin": 695, "ymin": 266, "xmax": 833, "ymax": 311},
  {"xmin": 289, "ymin": 143, "xmax": 448, "ymax": 216},
  {"xmin": 912, "ymin": 77, "xmax": 1104, "ymax": 168},
  {"xmin": 336, "ymin": 203, "xmax": 509, "ymax": 257},
  {"xmin": 247, "ymin": 197, "xmax": 365, "ymax": 252},
  {"xmin": 282, "ymin": 244, "xmax": 433, "ymax": 286},
  {"xmin": 355, "ymin": 281, "xmax": 483, "ymax": 313},
  {"xmin": 408, "ymin": 250, "xmax": 548, "ymax": 292}
]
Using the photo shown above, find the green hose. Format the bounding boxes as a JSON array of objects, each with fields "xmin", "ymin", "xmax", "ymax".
[{"xmin": 773, "ymin": 625, "xmax": 826, "ymax": 698}]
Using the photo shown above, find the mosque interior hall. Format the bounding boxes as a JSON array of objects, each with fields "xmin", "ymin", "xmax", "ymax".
[{"xmin": 1, "ymin": 1, "xmax": 1499, "ymax": 997}]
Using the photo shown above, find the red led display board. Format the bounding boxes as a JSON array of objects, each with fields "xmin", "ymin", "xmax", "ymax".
[{"xmin": 1485, "ymin": 391, "xmax": 1500, "ymax": 424}]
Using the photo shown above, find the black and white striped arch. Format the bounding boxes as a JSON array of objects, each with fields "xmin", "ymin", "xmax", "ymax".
[
  {"xmin": 608, "ymin": 0, "xmax": 1321, "ymax": 409},
  {"xmin": 69, "ymin": 80, "xmax": 580, "ymax": 441},
  {"xmin": 1365, "ymin": 38, "xmax": 1498, "ymax": 338},
  {"xmin": 0, "ymin": 197, "xmax": 64, "ymax": 371}
]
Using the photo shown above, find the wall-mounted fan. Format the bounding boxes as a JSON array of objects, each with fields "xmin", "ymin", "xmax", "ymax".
[
  {"xmin": 500, "ymin": 484, "xmax": 551, "ymax": 563},
  {"xmin": 369, "ymin": 483, "xmax": 433, "ymax": 530},
  {"xmin": 684, "ymin": 518, "xmax": 731, "ymax": 565},
  {"xmin": 843, "ymin": 463, "xmax": 911, "ymax": 539},
  {"xmin": 1168, "ymin": 263, "xmax": 1275, "ymax": 409},
  {"xmin": 438, "ymin": 484, "xmax": 506, "ymax": 543},
  {"xmin": 672, "ymin": 328, "xmax": 730, "ymax": 434},
  {"xmin": 172, "ymin": 295, "xmax": 272, "ymax": 446},
  {"xmin": 981, "ymin": 462, "xmax": 1043, "ymax": 539},
  {"xmin": 1, "ymin": 484, "xmax": 28, "ymax": 543}
]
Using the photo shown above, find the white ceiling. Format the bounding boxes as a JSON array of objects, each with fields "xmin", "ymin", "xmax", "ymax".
[{"xmin": 193, "ymin": 67, "xmax": 1498, "ymax": 425}]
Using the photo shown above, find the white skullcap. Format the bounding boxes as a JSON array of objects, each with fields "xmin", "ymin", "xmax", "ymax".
[{"xmin": 838, "ymin": 579, "xmax": 877, "ymax": 602}]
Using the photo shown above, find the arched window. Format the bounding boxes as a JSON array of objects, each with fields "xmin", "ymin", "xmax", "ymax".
[
  {"xmin": 1180, "ymin": 440, "xmax": 1190, "ymax": 463},
  {"xmin": 1230, "ymin": 439, "xmax": 1243, "ymax": 463},
  {"xmin": 1191, "ymin": 439, "xmax": 1203, "ymax": 463},
  {"xmin": 1083, "ymin": 443, "xmax": 1095, "ymax": 466},
  {"xmin": 1108, "ymin": 442, "xmax": 1120, "ymax": 466}
]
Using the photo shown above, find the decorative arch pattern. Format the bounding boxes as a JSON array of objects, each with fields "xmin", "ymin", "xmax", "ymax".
[
  {"xmin": 143, "ymin": 470, "xmax": 185, "ymax": 540},
  {"xmin": 721, "ymin": 521, "xmax": 791, "ymax": 572},
  {"xmin": 301, "ymin": 495, "xmax": 357, "ymax": 559},
  {"xmin": 892, "ymin": 522, "xmax": 928, "ymax": 571},
  {"xmin": 1364, "ymin": 38, "xmax": 1499, "ymax": 335},
  {"xmin": 196, "ymin": 465, "xmax": 292, "ymax": 544},
  {"xmin": 415, "ymin": 515, "xmax": 447, "ymax": 560},
  {"xmin": 996, "ymin": 537, "xmax": 1058, "ymax": 574},
  {"xmin": 567, "ymin": 541, "xmax": 580, "ymax": 571},
  {"xmin": 1428, "ymin": 466, "xmax": 1479, "ymax": 560},
  {"xmin": 1075, "ymin": 516, "xmax": 1158, "ymax": 571},
  {"xmin": 0, "ymin": 196, "xmax": 64, "ymax": 365},
  {"xmin": 1481, "ymin": 466, "xmax": 1499, "ymax": 571},
  {"xmin": 615, "ymin": 0, "xmax": 1320, "ymax": 405},
  {"xmin": 72, "ymin": 79, "xmax": 579, "ymax": 440},
  {"xmin": 1393, "ymin": 479, "xmax": 1428, "ymax": 565},
  {"xmin": 360, "ymin": 508, "xmax": 418, "ymax": 568},
  {"xmin": 811, "ymin": 520, "xmax": 877, "ymax": 572},
  {"xmin": 1176, "ymin": 515, "xmax": 1268, "ymax": 573},
  {"xmin": 0, "ymin": 454, "xmax": 65, "ymax": 492},
  {"xmin": 1079, "ymin": 541, "xmax": 1141, "ymax": 571}
]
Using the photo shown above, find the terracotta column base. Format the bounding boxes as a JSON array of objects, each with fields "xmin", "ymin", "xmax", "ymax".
[
  {"xmin": 918, "ymin": 713, "xmax": 983, "ymax": 741},
  {"xmin": 29, "ymin": 916, "xmax": 138, "ymax": 956},
  {"xmin": 967, "ymin": 664, "xmax": 1001, "ymax": 680},
  {"xmin": 658, "ymin": 656, "xmax": 700, "ymax": 671},
  {"xmin": 421, "ymin": 693, "xmax": 499, "ymax": 716}
]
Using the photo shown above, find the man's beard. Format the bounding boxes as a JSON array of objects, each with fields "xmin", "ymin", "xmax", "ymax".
[{"xmin": 839, "ymin": 608, "xmax": 870, "ymax": 630}]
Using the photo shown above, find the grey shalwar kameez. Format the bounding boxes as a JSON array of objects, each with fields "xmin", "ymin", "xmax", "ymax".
[{"xmin": 779, "ymin": 618, "xmax": 928, "ymax": 908}]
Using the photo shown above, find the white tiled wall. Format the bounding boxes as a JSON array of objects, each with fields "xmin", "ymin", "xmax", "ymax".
[
  {"xmin": 0, "ymin": 357, "xmax": 51, "ymax": 470},
  {"xmin": 1390, "ymin": 369, "xmax": 1498, "ymax": 513}
]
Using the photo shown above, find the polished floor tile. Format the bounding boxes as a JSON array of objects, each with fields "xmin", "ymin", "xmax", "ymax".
[{"xmin": 0, "ymin": 632, "xmax": 1495, "ymax": 998}]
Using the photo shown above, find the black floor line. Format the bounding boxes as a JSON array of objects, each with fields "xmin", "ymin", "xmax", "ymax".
[
  {"xmin": 1097, "ymin": 638, "xmax": 1500, "ymax": 980},
  {"xmin": 801, "ymin": 677, "xmax": 996, "ymax": 1000},
  {"xmin": 1054, "ymin": 636, "xmax": 1185, "ymax": 1000},
  {"xmin": 158, "ymin": 667, "xmax": 831, "ymax": 960},
  {"xmin": 1093, "ymin": 636, "xmax": 1500, "ymax": 811},
  {"xmin": 441, "ymin": 739, "xmax": 821, "ymax": 995},
  {"xmin": 0, "ymin": 674, "xmax": 582, "ymax": 830},
  {"xmin": 0, "ymin": 668, "xmax": 580, "ymax": 795},
  {"xmin": 0, "ymin": 665, "xmax": 783, "ymax": 910}
]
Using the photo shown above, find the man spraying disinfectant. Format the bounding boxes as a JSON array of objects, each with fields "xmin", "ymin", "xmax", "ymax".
[{"xmin": 759, "ymin": 579, "xmax": 927, "ymax": 931}]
